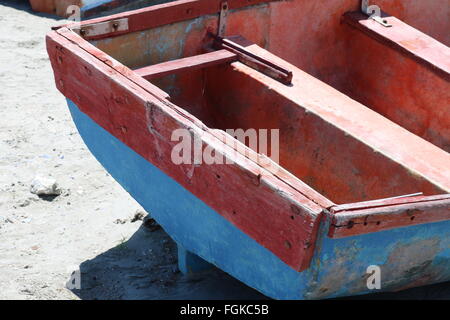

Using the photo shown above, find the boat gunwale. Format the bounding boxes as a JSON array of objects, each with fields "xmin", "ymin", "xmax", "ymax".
[
  {"xmin": 47, "ymin": 26, "xmax": 333, "ymax": 271},
  {"xmin": 329, "ymin": 194, "xmax": 450, "ymax": 238},
  {"xmin": 52, "ymin": 0, "xmax": 285, "ymax": 40}
]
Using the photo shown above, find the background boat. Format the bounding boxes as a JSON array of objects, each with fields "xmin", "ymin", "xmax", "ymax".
[{"xmin": 29, "ymin": 0, "xmax": 172, "ymax": 18}]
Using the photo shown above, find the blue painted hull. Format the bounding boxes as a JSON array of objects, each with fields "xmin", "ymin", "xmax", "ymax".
[{"xmin": 67, "ymin": 99, "xmax": 450, "ymax": 299}]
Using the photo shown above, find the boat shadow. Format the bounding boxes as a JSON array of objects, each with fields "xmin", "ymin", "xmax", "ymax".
[
  {"xmin": 70, "ymin": 222, "xmax": 268, "ymax": 300},
  {"xmin": 70, "ymin": 219, "xmax": 450, "ymax": 300}
]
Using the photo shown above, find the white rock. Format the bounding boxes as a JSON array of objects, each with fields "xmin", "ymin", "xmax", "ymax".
[
  {"xmin": 76, "ymin": 186, "xmax": 84, "ymax": 195},
  {"xmin": 30, "ymin": 176, "xmax": 62, "ymax": 196}
]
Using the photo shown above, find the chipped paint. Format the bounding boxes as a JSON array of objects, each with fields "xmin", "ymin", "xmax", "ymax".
[{"xmin": 305, "ymin": 217, "xmax": 450, "ymax": 299}]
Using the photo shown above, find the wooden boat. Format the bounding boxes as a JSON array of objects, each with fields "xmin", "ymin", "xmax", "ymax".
[
  {"xmin": 29, "ymin": 0, "xmax": 169, "ymax": 18},
  {"xmin": 46, "ymin": 0, "xmax": 450, "ymax": 299}
]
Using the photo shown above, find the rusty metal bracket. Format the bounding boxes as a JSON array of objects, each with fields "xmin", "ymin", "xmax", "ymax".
[
  {"xmin": 218, "ymin": 1, "xmax": 229, "ymax": 38},
  {"xmin": 361, "ymin": 0, "xmax": 392, "ymax": 27},
  {"xmin": 73, "ymin": 18, "xmax": 129, "ymax": 37},
  {"xmin": 214, "ymin": 35, "xmax": 293, "ymax": 85}
]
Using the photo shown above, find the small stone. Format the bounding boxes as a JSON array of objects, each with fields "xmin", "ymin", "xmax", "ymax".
[
  {"xmin": 30, "ymin": 176, "xmax": 62, "ymax": 197},
  {"xmin": 20, "ymin": 288, "xmax": 33, "ymax": 295},
  {"xmin": 76, "ymin": 187, "xmax": 84, "ymax": 195}
]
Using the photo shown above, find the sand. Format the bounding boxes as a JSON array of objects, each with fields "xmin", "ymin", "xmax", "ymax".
[{"xmin": 0, "ymin": 0, "xmax": 448, "ymax": 300}]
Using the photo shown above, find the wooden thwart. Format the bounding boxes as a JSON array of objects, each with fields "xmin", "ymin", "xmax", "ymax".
[
  {"xmin": 134, "ymin": 50, "xmax": 237, "ymax": 80},
  {"xmin": 135, "ymin": 36, "xmax": 293, "ymax": 84}
]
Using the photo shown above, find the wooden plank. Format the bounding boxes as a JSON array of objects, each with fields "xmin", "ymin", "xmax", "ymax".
[
  {"xmin": 54, "ymin": 0, "xmax": 283, "ymax": 40},
  {"xmin": 134, "ymin": 49, "xmax": 237, "ymax": 80},
  {"xmin": 215, "ymin": 36, "xmax": 293, "ymax": 84},
  {"xmin": 332, "ymin": 194, "xmax": 450, "ymax": 212},
  {"xmin": 328, "ymin": 195, "xmax": 450, "ymax": 238},
  {"xmin": 342, "ymin": 11, "xmax": 450, "ymax": 152},
  {"xmin": 225, "ymin": 43, "xmax": 450, "ymax": 196},
  {"xmin": 46, "ymin": 28, "xmax": 325, "ymax": 271},
  {"xmin": 343, "ymin": 11, "xmax": 450, "ymax": 81},
  {"xmin": 209, "ymin": 130, "xmax": 335, "ymax": 209}
]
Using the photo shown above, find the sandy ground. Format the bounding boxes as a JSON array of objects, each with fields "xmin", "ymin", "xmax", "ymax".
[{"xmin": 0, "ymin": 0, "xmax": 449, "ymax": 300}]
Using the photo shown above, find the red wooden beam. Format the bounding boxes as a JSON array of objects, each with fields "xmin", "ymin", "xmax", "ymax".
[
  {"xmin": 56, "ymin": 28, "xmax": 170, "ymax": 101},
  {"xmin": 134, "ymin": 49, "xmax": 237, "ymax": 80},
  {"xmin": 342, "ymin": 11, "xmax": 450, "ymax": 152},
  {"xmin": 54, "ymin": 0, "xmax": 284, "ymax": 40},
  {"xmin": 328, "ymin": 194, "xmax": 450, "ymax": 238},
  {"xmin": 343, "ymin": 11, "xmax": 450, "ymax": 81}
]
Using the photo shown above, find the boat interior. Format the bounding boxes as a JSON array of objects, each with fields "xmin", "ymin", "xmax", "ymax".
[{"xmin": 75, "ymin": 0, "xmax": 449, "ymax": 205}]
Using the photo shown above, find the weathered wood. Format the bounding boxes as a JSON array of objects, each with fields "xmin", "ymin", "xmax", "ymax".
[
  {"xmin": 343, "ymin": 11, "xmax": 450, "ymax": 82},
  {"xmin": 57, "ymin": 28, "xmax": 170, "ymax": 101},
  {"xmin": 60, "ymin": 28, "xmax": 335, "ymax": 210},
  {"xmin": 134, "ymin": 49, "xmax": 237, "ymax": 80},
  {"xmin": 46, "ymin": 28, "xmax": 324, "ymax": 271},
  {"xmin": 342, "ymin": 11, "xmax": 450, "ymax": 152},
  {"xmin": 328, "ymin": 194, "xmax": 450, "ymax": 238},
  {"xmin": 54, "ymin": 0, "xmax": 284, "ymax": 40},
  {"xmin": 331, "ymin": 194, "xmax": 450, "ymax": 212}
]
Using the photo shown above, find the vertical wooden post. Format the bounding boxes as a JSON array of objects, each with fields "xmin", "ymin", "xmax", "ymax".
[{"xmin": 177, "ymin": 243, "xmax": 214, "ymax": 274}]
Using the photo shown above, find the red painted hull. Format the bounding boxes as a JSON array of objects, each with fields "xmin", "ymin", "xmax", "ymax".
[{"xmin": 46, "ymin": 0, "xmax": 450, "ymax": 278}]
